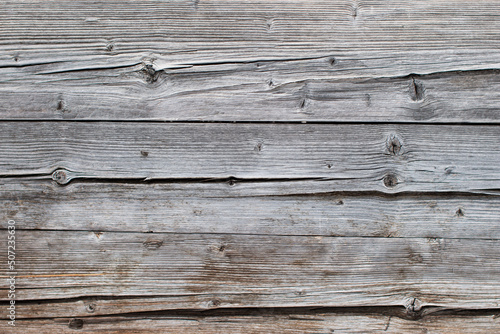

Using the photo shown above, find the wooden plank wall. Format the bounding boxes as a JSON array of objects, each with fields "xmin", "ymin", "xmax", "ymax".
[{"xmin": 1, "ymin": 0, "xmax": 500, "ymax": 332}]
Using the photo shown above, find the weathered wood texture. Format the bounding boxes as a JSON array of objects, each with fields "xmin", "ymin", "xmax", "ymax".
[
  {"xmin": 1, "ymin": 0, "xmax": 500, "ymax": 332},
  {"xmin": 1, "ymin": 313, "xmax": 500, "ymax": 333},
  {"xmin": 1, "ymin": 230, "xmax": 500, "ymax": 316},
  {"xmin": 1, "ymin": 181, "xmax": 499, "ymax": 239},
  {"xmin": 1, "ymin": 0, "xmax": 499, "ymax": 122},
  {"xmin": 1, "ymin": 122, "xmax": 500, "ymax": 194}
]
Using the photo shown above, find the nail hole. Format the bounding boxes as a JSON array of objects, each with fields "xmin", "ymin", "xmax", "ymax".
[{"xmin": 86, "ymin": 303, "xmax": 96, "ymax": 313}]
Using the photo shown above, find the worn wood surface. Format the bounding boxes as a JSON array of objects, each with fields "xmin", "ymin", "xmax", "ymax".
[
  {"xmin": 2, "ymin": 62, "xmax": 500, "ymax": 123},
  {"xmin": 1, "ymin": 0, "xmax": 500, "ymax": 122},
  {"xmin": 1, "ymin": 181, "xmax": 500, "ymax": 239},
  {"xmin": 1, "ymin": 230, "xmax": 500, "ymax": 315},
  {"xmin": 1, "ymin": 0, "xmax": 500, "ymax": 332},
  {"xmin": 1, "ymin": 122, "xmax": 500, "ymax": 194},
  {"xmin": 1, "ymin": 313, "xmax": 500, "ymax": 333}
]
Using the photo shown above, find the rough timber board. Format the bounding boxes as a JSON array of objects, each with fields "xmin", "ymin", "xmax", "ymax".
[
  {"xmin": 1, "ymin": 122, "xmax": 500, "ymax": 194},
  {"xmin": 1, "ymin": 181, "xmax": 500, "ymax": 239},
  {"xmin": 0, "ymin": 0, "xmax": 500, "ymax": 121},
  {"xmin": 1, "ymin": 313, "xmax": 500, "ymax": 333},
  {"xmin": 1, "ymin": 230, "xmax": 500, "ymax": 313}
]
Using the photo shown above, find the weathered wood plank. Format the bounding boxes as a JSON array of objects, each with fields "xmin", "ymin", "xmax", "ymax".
[
  {"xmin": 1, "ymin": 230, "xmax": 500, "ymax": 315},
  {"xmin": 1, "ymin": 0, "xmax": 500, "ymax": 121},
  {"xmin": 1, "ymin": 122, "xmax": 499, "ymax": 194},
  {"xmin": 1, "ymin": 181, "xmax": 499, "ymax": 239},
  {"xmin": 2, "ymin": 313, "xmax": 500, "ymax": 333},
  {"xmin": 1, "ymin": 62, "xmax": 500, "ymax": 122},
  {"xmin": 2, "ymin": 0, "xmax": 499, "ymax": 68}
]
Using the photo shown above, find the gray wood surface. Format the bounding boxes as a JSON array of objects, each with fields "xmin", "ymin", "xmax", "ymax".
[
  {"xmin": 1, "ymin": 0, "xmax": 499, "ymax": 122},
  {"xmin": 1, "ymin": 313, "xmax": 500, "ymax": 333},
  {"xmin": 1, "ymin": 61, "xmax": 500, "ymax": 123},
  {"xmin": 1, "ymin": 0, "xmax": 500, "ymax": 332},
  {"xmin": 1, "ymin": 122, "xmax": 499, "ymax": 194},
  {"xmin": 2, "ymin": 230, "xmax": 500, "ymax": 314},
  {"xmin": 2, "ymin": 181, "xmax": 499, "ymax": 239}
]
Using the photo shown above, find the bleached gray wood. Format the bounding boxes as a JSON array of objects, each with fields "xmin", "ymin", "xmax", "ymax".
[
  {"xmin": 1, "ymin": 0, "xmax": 500, "ymax": 121},
  {"xmin": 2, "ymin": 230, "xmax": 500, "ymax": 315},
  {"xmin": 1, "ymin": 61, "xmax": 499, "ymax": 122},
  {"xmin": 1, "ymin": 181, "xmax": 499, "ymax": 239},
  {"xmin": 1, "ymin": 122, "xmax": 500, "ymax": 194},
  {"xmin": 1, "ymin": 0, "xmax": 500, "ymax": 329},
  {"xmin": 2, "ymin": 313, "xmax": 500, "ymax": 333}
]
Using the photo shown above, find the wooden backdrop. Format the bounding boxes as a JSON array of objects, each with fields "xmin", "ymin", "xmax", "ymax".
[{"xmin": 1, "ymin": 0, "xmax": 500, "ymax": 332}]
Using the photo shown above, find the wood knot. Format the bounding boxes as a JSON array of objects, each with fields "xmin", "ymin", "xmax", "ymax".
[
  {"xmin": 387, "ymin": 134, "xmax": 402, "ymax": 155},
  {"xmin": 404, "ymin": 297, "xmax": 423, "ymax": 319},
  {"xmin": 228, "ymin": 177, "xmax": 236, "ymax": 187},
  {"xmin": 409, "ymin": 76, "xmax": 425, "ymax": 101},
  {"xmin": 52, "ymin": 169, "xmax": 69, "ymax": 185},
  {"xmin": 266, "ymin": 18, "xmax": 274, "ymax": 31},
  {"xmin": 68, "ymin": 318, "xmax": 84, "ymax": 329},
  {"xmin": 383, "ymin": 174, "xmax": 398, "ymax": 188},
  {"xmin": 141, "ymin": 64, "xmax": 161, "ymax": 84},
  {"xmin": 208, "ymin": 299, "xmax": 221, "ymax": 308},
  {"xmin": 299, "ymin": 98, "xmax": 307, "ymax": 109},
  {"xmin": 105, "ymin": 42, "xmax": 115, "ymax": 52},
  {"xmin": 143, "ymin": 239, "xmax": 163, "ymax": 250}
]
